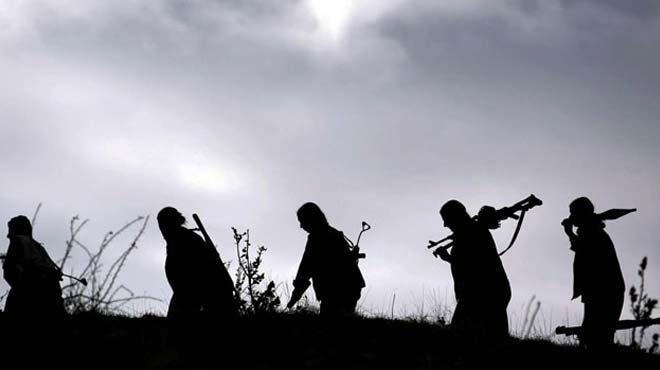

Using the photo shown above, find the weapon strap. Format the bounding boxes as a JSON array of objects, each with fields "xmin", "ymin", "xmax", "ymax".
[
  {"xmin": 343, "ymin": 233, "xmax": 355, "ymax": 248},
  {"xmin": 498, "ymin": 209, "xmax": 526, "ymax": 256}
]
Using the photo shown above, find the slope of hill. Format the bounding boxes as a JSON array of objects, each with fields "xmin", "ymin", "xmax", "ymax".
[{"xmin": 0, "ymin": 312, "xmax": 658, "ymax": 370}]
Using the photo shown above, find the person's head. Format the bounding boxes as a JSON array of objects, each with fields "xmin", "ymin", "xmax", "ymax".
[
  {"xmin": 7, "ymin": 215, "xmax": 32, "ymax": 238},
  {"xmin": 440, "ymin": 200, "xmax": 471, "ymax": 232},
  {"xmin": 296, "ymin": 202, "xmax": 329, "ymax": 234},
  {"xmin": 157, "ymin": 207, "xmax": 186, "ymax": 239},
  {"xmin": 568, "ymin": 197, "xmax": 596, "ymax": 228}
]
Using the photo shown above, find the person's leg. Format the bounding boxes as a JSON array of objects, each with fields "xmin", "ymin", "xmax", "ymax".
[
  {"xmin": 582, "ymin": 298, "xmax": 616, "ymax": 350},
  {"xmin": 451, "ymin": 301, "xmax": 487, "ymax": 342},
  {"xmin": 450, "ymin": 301, "xmax": 466, "ymax": 329},
  {"xmin": 602, "ymin": 291, "xmax": 624, "ymax": 347},
  {"xmin": 489, "ymin": 306, "xmax": 510, "ymax": 341},
  {"xmin": 580, "ymin": 300, "xmax": 596, "ymax": 348},
  {"xmin": 344, "ymin": 288, "xmax": 361, "ymax": 315},
  {"xmin": 320, "ymin": 299, "xmax": 339, "ymax": 316}
]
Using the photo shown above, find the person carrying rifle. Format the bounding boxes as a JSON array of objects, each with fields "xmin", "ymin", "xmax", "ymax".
[
  {"xmin": 157, "ymin": 207, "xmax": 236, "ymax": 321},
  {"xmin": 435, "ymin": 200, "xmax": 511, "ymax": 341},
  {"xmin": 2, "ymin": 215, "xmax": 65, "ymax": 319},
  {"xmin": 286, "ymin": 202, "xmax": 365, "ymax": 316},
  {"xmin": 562, "ymin": 197, "xmax": 634, "ymax": 349},
  {"xmin": 2, "ymin": 216, "xmax": 68, "ymax": 370}
]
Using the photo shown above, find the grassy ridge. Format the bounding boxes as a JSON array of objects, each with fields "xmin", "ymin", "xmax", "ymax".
[{"xmin": 1, "ymin": 312, "xmax": 658, "ymax": 369}]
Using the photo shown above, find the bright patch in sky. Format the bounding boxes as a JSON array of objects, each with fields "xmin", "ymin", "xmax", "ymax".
[
  {"xmin": 308, "ymin": 0, "xmax": 354, "ymax": 40},
  {"xmin": 175, "ymin": 158, "xmax": 242, "ymax": 195}
]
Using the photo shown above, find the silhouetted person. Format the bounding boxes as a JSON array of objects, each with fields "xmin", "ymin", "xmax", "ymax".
[
  {"xmin": 2, "ymin": 215, "xmax": 65, "ymax": 319},
  {"xmin": 2, "ymin": 217, "xmax": 66, "ymax": 370},
  {"xmin": 286, "ymin": 202, "xmax": 366, "ymax": 316},
  {"xmin": 562, "ymin": 197, "xmax": 632, "ymax": 349},
  {"xmin": 158, "ymin": 207, "xmax": 236, "ymax": 321},
  {"xmin": 435, "ymin": 200, "xmax": 511, "ymax": 340}
]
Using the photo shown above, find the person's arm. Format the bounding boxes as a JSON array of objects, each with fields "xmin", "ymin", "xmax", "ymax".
[
  {"xmin": 561, "ymin": 219, "xmax": 578, "ymax": 251},
  {"xmin": 2, "ymin": 238, "xmax": 25, "ymax": 287},
  {"xmin": 287, "ymin": 240, "xmax": 314, "ymax": 309},
  {"xmin": 433, "ymin": 247, "xmax": 453, "ymax": 263},
  {"xmin": 32, "ymin": 241, "xmax": 63, "ymax": 282}
]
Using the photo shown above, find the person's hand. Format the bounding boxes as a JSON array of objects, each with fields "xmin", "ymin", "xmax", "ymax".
[
  {"xmin": 433, "ymin": 248, "xmax": 451, "ymax": 262},
  {"xmin": 54, "ymin": 268, "xmax": 64, "ymax": 281},
  {"xmin": 286, "ymin": 299, "xmax": 296, "ymax": 310},
  {"xmin": 561, "ymin": 218, "xmax": 573, "ymax": 233},
  {"xmin": 288, "ymin": 280, "xmax": 309, "ymax": 309}
]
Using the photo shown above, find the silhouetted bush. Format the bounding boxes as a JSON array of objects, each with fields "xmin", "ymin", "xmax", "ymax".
[
  {"xmin": 629, "ymin": 256, "xmax": 658, "ymax": 352},
  {"xmin": 59, "ymin": 214, "xmax": 159, "ymax": 314},
  {"xmin": 0, "ymin": 291, "xmax": 6, "ymax": 313},
  {"xmin": 231, "ymin": 227, "xmax": 281, "ymax": 314}
]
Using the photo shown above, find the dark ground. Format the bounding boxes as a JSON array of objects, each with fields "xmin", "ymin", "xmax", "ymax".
[{"xmin": 0, "ymin": 312, "xmax": 658, "ymax": 370}]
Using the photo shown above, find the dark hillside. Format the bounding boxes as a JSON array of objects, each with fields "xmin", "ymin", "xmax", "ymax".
[{"xmin": 1, "ymin": 312, "xmax": 658, "ymax": 370}]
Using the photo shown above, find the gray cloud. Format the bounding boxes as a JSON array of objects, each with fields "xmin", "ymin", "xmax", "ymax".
[{"xmin": 563, "ymin": 0, "xmax": 660, "ymax": 20}]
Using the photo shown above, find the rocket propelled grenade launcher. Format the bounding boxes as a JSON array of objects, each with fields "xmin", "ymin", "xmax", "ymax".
[{"xmin": 428, "ymin": 194, "xmax": 543, "ymax": 257}]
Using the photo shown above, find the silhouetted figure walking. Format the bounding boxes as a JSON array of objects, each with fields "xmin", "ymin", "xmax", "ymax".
[
  {"xmin": 2, "ymin": 215, "xmax": 65, "ymax": 319},
  {"xmin": 157, "ymin": 207, "xmax": 236, "ymax": 321},
  {"xmin": 287, "ymin": 203, "xmax": 366, "ymax": 316},
  {"xmin": 436, "ymin": 200, "xmax": 511, "ymax": 340},
  {"xmin": 2, "ymin": 216, "xmax": 66, "ymax": 370},
  {"xmin": 562, "ymin": 197, "xmax": 633, "ymax": 349}
]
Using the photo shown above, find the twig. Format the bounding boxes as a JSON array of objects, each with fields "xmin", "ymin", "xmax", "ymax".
[{"xmin": 526, "ymin": 301, "xmax": 541, "ymax": 338}]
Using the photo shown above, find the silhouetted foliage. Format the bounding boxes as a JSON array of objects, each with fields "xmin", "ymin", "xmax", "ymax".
[
  {"xmin": 60, "ymin": 215, "xmax": 159, "ymax": 314},
  {"xmin": 521, "ymin": 295, "xmax": 542, "ymax": 339},
  {"xmin": 1, "ymin": 207, "xmax": 159, "ymax": 314},
  {"xmin": 629, "ymin": 256, "xmax": 658, "ymax": 351},
  {"xmin": 231, "ymin": 227, "xmax": 280, "ymax": 314},
  {"xmin": 650, "ymin": 334, "xmax": 659, "ymax": 354}
]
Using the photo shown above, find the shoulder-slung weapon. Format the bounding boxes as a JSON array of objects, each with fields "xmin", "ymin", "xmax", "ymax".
[
  {"xmin": 428, "ymin": 194, "xmax": 543, "ymax": 257},
  {"xmin": 556, "ymin": 318, "xmax": 660, "ymax": 336},
  {"xmin": 344, "ymin": 221, "xmax": 370, "ymax": 262}
]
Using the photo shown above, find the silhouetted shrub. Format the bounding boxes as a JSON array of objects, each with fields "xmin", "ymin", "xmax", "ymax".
[
  {"xmin": 231, "ymin": 227, "xmax": 281, "ymax": 314},
  {"xmin": 59, "ymin": 214, "xmax": 159, "ymax": 314},
  {"xmin": 629, "ymin": 256, "xmax": 658, "ymax": 351}
]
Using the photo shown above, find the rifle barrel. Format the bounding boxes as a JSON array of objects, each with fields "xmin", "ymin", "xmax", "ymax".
[
  {"xmin": 192, "ymin": 214, "xmax": 214, "ymax": 246},
  {"xmin": 556, "ymin": 318, "xmax": 660, "ymax": 336},
  {"xmin": 427, "ymin": 235, "xmax": 453, "ymax": 249}
]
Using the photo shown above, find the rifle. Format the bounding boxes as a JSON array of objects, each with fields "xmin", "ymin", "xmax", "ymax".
[
  {"xmin": 344, "ymin": 221, "xmax": 371, "ymax": 262},
  {"xmin": 555, "ymin": 318, "xmax": 660, "ymax": 336},
  {"xmin": 0, "ymin": 253, "xmax": 88, "ymax": 286},
  {"xmin": 191, "ymin": 213, "xmax": 239, "ymax": 300},
  {"xmin": 192, "ymin": 213, "xmax": 225, "ymax": 265},
  {"xmin": 428, "ymin": 194, "xmax": 543, "ymax": 257}
]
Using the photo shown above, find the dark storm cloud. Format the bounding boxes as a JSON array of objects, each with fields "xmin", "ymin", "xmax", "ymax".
[{"xmin": 375, "ymin": 0, "xmax": 660, "ymax": 151}]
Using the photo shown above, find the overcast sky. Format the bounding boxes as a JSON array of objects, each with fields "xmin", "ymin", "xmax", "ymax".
[{"xmin": 1, "ymin": 0, "xmax": 659, "ymax": 336}]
